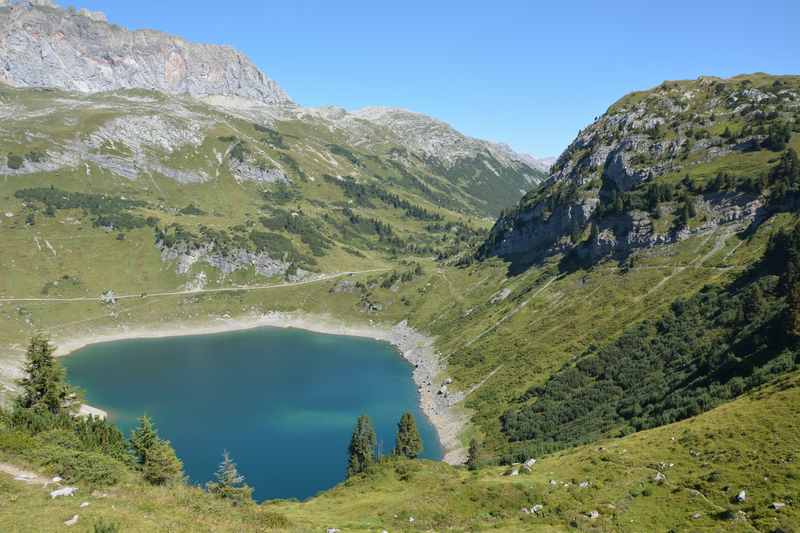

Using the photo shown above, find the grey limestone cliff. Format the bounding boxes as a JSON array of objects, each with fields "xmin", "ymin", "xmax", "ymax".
[{"xmin": 0, "ymin": 1, "xmax": 293, "ymax": 105}]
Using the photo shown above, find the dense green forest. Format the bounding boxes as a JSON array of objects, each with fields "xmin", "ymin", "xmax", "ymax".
[{"xmin": 501, "ymin": 221, "xmax": 800, "ymax": 450}]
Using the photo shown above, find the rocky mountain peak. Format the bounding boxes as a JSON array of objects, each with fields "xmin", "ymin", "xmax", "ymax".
[{"xmin": 0, "ymin": 1, "xmax": 293, "ymax": 105}]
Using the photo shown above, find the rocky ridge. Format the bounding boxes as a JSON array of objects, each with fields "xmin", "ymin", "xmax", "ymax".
[{"xmin": 0, "ymin": 1, "xmax": 293, "ymax": 105}]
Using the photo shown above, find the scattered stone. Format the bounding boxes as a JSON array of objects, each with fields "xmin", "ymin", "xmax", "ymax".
[
  {"xmin": 523, "ymin": 458, "xmax": 536, "ymax": 470},
  {"xmin": 330, "ymin": 279, "xmax": 357, "ymax": 294},
  {"xmin": 586, "ymin": 510, "xmax": 600, "ymax": 519},
  {"xmin": 579, "ymin": 481, "xmax": 590, "ymax": 488},
  {"xmin": 509, "ymin": 467, "xmax": 520, "ymax": 476},
  {"xmin": 691, "ymin": 512, "xmax": 702, "ymax": 520},
  {"xmin": 64, "ymin": 515, "xmax": 79, "ymax": 526},
  {"xmin": 408, "ymin": 516, "xmax": 415, "ymax": 523},
  {"xmin": 770, "ymin": 502, "xmax": 786, "ymax": 511},
  {"xmin": 735, "ymin": 489, "xmax": 746, "ymax": 502},
  {"xmin": 50, "ymin": 487, "xmax": 78, "ymax": 499},
  {"xmin": 100, "ymin": 289, "xmax": 117, "ymax": 304},
  {"xmin": 521, "ymin": 507, "xmax": 530, "ymax": 514},
  {"xmin": 51, "ymin": 476, "xmax": 62, "ymax": 483},
  {"xmin": 79, "ymin": 502, "xmax": 89, "ymax": 508},
  {"xmin": 532, "ymin": 504, "xmax": 543, "ymax": 514},
  {"xmin": 654, "ymin": 472, "xmax": 666, "ymax": 482},
  {"xmin": 549, "ymin": 479, "xmax": 558, "ymax": 486},
  {"xmin": 490, "ymin": 287, "xmax": 512, "ymax": 303},
  {"xmin": 326, "ymin": 528, "xmax": 340, "ymax": 533}
]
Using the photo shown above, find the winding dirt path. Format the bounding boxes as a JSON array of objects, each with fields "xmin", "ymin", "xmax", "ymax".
[{"xmin": 0, "ymin": 268, "xmax": 388, "ymax": 304}]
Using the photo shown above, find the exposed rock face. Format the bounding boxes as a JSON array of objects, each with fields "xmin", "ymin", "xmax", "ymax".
[
  {"xmin": 481, "ymin": 74, "xmax": 800, "ymax": 262},
  {"xmin": 0, "ymin": 2, "xmax": 293, "ymax": 105},
  {"xmin": 158, "ymin": 240, "xmax": 308, "ymax": 281}
]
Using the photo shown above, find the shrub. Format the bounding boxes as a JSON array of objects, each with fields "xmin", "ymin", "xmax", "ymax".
[
  {"xmin": 93, "ymin": 520, "xmax": 120, "ymax": 533},
  {"xmin": 258, "ymin": 510, "xmax": 291, "ymax": 529},
  {"xmin": 31, "ymin": 446, "xmax": 126, "ymax": 486},
  {"xmin": 7, "ymin": 153, "xmax": 23, "ymax": 169}
]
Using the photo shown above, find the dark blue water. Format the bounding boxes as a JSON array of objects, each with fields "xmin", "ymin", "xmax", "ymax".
[{"xmin": 63, "ymin": 326, "xmax": 442, "ymax": 501}]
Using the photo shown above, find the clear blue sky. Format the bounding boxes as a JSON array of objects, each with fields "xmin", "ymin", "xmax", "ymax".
[{"xmin": 77, "ymin": 0, "xmax": 798, "ymax": 158}]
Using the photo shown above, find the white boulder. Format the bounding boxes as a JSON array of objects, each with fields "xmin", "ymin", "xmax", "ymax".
[{"xmin": 50, "ymin": 486, "xmax": 78, "ymax": 499}]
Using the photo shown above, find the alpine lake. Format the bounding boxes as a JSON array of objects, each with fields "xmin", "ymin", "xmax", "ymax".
[{"xmin": 63, "ymin": 326, "xmax": 442, "ymax": 501}]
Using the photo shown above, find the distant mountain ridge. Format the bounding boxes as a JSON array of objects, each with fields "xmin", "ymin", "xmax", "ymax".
[
  {"xmin": 0, "ymin": 0, "xmax": 294, "ymax": 105},
  {"xmin": 0, "ymin": 1, "xmax": 549, "ymax": 189}
]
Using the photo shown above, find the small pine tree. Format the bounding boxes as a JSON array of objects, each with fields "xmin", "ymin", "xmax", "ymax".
[
  {"xmin": 207, "ymin": 451, "xmax": 253, "ymax": 505},
  {"xmin": 613, "ymin": 192, "xmax": 624, "ymax": 214},
  {"xmin": 130, "ymin": 415, "xmax": 159, "ymax": 465},
  {"xmin": 786, "ymin": 282, "xmax": 800, "ymax": 339},
  {"xmin": 590, "ymin": 222, "xmax": 600, "ymax": 242},
  {"xmin": 466, "ymin": 439, "xmax": 482, "ymax": 471},
  {"xmin": 678, "ymin": 200, "xmax": 692, "ymax": 228},
  {"xmin": 17, "ymin": 335, "xmax": 75, "ymax": 414},
  {"xmin": 346, "ymin": 415, "xmax": 377, "ymax": 478},
  {"xmin": 142, "ymin": 439, "xmax": 184, "ymax": 485},
  {"xmin": 393, "ymin": 412, "xmax": 423, "ymax": 459}
]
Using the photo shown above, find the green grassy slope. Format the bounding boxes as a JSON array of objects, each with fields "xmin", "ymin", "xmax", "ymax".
[{"xmin": 1, "ymin": 368, "xmax": 797, "ymax": 532}]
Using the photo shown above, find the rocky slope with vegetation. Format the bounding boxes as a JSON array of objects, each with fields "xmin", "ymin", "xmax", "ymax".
[{"xmin": 481, "ymin": 73, "xmax": 800, "ymax": 266}]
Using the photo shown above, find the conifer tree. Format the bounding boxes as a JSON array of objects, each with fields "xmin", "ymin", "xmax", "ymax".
[
  {"xmin": 17, "ymin": 335, "xmax": 74, "ymax": 414},
  {"xmin": 130, "ymin": 415, "xmax": 158, "ymax": 465},
  {"xmin": 346, "ymin": 415, "xmax": 377, "ymax": 478},
  {"xmin": 786, "ymin": 281, "xmax": 800, "ymax": 339},
  {"xmin": 142, "ymin": 439, "xmax": 184, "ymax": 485},
  {"xmin": 393, "ymin": 411, "xmax": 423, "ymax": 459},
  {"xmin": 207, "ymin": 451, "xmax": 253, "ymax": 505},
  {"xmin": 466, "ymin": 439, "xmax": 482, "ymax": 471}
]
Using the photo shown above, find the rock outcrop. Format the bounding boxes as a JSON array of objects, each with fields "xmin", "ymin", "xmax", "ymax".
[
  {"xmin": 480, "ymin": 74, "xmax": 800, "ymax": 263},
  {"xmin": 0, "ymin": 1, "xmax": 293, "ymax": 105}
]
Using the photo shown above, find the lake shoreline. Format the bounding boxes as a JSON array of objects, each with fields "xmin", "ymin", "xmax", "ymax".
[{"xmin": 55, "ymin": 312, "xmax": 468, "ymax": 464}]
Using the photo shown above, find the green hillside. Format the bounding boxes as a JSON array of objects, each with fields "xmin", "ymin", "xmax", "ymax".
[{"xmin": 1, "ymin": 73, "xmax": 799, "ymax": 531}]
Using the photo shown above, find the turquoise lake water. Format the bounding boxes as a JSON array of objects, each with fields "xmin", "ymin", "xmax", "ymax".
[{"xmin": 63, "ymin": 326, "xmax": 442, "ymax": 501}]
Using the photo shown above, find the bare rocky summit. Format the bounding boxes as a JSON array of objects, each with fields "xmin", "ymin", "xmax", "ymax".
[{"xmin": 0, "ymin": 1, "xmax": 293, "ymax": 105}]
